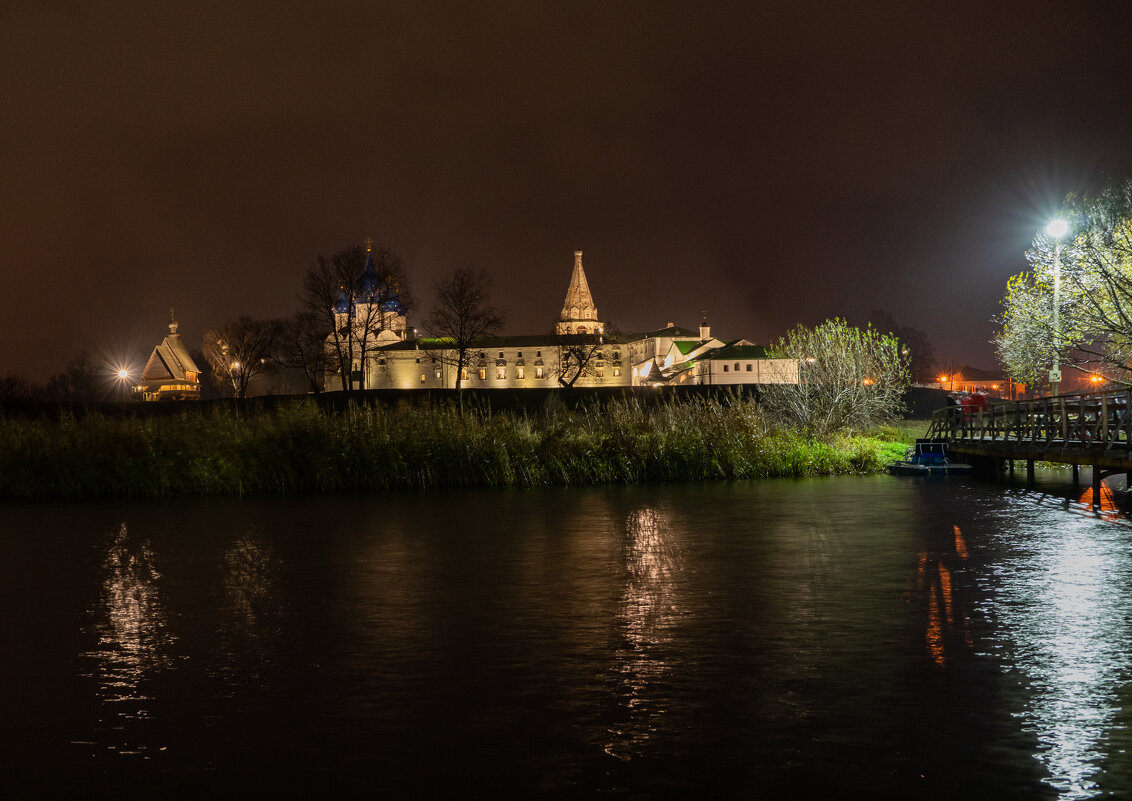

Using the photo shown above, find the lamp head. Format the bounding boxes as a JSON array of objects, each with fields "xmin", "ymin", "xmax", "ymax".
[{"xmin": 1046, "ymin": 219, "xmax": 1069, "ymax": 239}]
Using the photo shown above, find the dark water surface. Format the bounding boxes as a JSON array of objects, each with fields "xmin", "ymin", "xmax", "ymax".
[{"xmin": 4, "ymin": 473, "xmax": 1132, "ymax": 799}]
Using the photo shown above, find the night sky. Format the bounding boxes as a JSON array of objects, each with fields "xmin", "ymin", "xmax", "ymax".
[{"xmin": 5, "ymin": 1, "xmax": 1132, "ymax": 382}]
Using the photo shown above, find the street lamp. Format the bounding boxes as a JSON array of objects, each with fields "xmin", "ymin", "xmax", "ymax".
[{"xmin": 1046, "ymin": 218, "xmax": 1068, "ymax": 396}]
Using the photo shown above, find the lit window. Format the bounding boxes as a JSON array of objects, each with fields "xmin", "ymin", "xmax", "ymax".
[
  {"xmin": 420, "ymin": 374, "xmax": 426, "ymax": 383},
  {"xmin": 497, "ymin": 367, "xmax": 505, "ymax": 380},
  {"xmin": 435, "ymin": 370, "xmax": 442, "ymax": 379},
  {"xmin": 536, "ymin": 366, "xmax": 544, "ymax": 379},
  {"xmin": 596, "ymin": 367, "xmax": 604, "ymax": 378},
  {"xmin": 479, "ymin": 368, "xmax": 487, "ymax": 380},
  {"xmin": 461, "ymin": 368, "xmax": 468, "ymax": 381},
  {"xmin": 613, "ymin": 367, "xmax": 621, "ymax": 377},
  {"xmin": 517, "ymin": 367, "xmax": 525, "ymax": 379}
]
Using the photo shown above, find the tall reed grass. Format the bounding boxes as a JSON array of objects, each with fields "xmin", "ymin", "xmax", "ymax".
[{"xmin": 0, "ymin": 396, "xmax": 910, "ymax": 499}]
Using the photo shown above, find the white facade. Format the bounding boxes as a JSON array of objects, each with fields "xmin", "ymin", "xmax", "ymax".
[
  {"xmin": 325, "ymin": 250, "xmax": 801, "ymax": 391},
  {"xmin": 366, "ymin": 338, "xmax": 630, "ymax": 390}
]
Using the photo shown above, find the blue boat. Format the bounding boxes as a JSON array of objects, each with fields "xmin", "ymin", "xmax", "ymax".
[{"xmin": 888, "ymin": 439, "xmax": 972, "ymax": 476}]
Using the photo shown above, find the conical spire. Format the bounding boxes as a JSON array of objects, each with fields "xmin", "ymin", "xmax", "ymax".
[{"xmin": 556, "ymin": 250, "xmax": 603, "ymax": 335}]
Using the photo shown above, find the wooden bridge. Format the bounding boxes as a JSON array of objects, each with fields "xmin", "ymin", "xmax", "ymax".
[{"xmin": 926, "ymin": 388, "xmax": 1132, "ymax": 507}]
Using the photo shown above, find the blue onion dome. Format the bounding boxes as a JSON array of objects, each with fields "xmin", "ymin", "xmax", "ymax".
[
  {"xmin": 333, "ymin": 290, "xmax": 350, "ymax": 314},
  {"xmin": 357, "ymin": 251, "xmax": 406, "ymax": 312}
]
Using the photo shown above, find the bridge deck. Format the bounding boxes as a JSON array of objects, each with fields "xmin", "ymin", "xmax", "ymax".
[{"xmin": 927, "ymin": 389, "xmax": 1132, "ymax": 470}]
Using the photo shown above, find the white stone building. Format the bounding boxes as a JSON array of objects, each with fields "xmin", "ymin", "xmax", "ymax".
[{"xmin": 327, "ymin": 249, "xmax": 799, "ymax": 391}]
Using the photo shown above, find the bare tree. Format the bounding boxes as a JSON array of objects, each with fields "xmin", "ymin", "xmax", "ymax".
[
  {"xmin": 274, "ymin": 311, "xmax": 330, "ymax": 394},
  {"xmin": 301, "ymin": 242, "xmax": 412, "ymax": 393},
  {"xmin": 203, "ymin": 316, "xmax": 280, "ymax": 398},
  {"xmin": 425, "ymin": 266, "xmax": 504, "ymax": 396},
  {"xmin": 43, "ymin": 352, "xmax": 99, "ymax": 403},
  {"xmin": 865, "ymin": 310, "xmax": 936, "ymax": 385},
  {"xmin": 554, "ymin": 332, "xmax": 605, "ymax": 387}
]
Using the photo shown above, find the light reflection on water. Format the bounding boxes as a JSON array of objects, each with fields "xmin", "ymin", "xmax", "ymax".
[
  {"xmin": 606, "ymin": 506, "xmax": 684, "ymax": 760},
  {"xmin": 78, "ymin": 522, "xmax": 178, "ymax": 757},
  {"xmin": 214, "ymin": 529, "xmax": 283, "ymax": 683},
  {"xmin": 981, "ymin": 482, "xmax": 1132, "ymax": 799},
  {"xmin": 11, "ymin": 477, "xmax": 1132, "ymax": 797}
]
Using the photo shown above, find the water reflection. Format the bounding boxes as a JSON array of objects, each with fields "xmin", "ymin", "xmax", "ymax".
[
  {"xmin": 914, "ymin": 524, "xmax": 972, "ymax": 668},
  {"xmin": 605, "ymin": 507, "xmax": 684, "ymax": 760},
  {"xmin": 1077, "ymin": 481, "xmax": 1121, "ymax": 522},
  {"xmin": 215, "ymin": 529, "xmax": 282, "ymax": 682},
  {"xmin": 985, "ymin": 493, "xmax": 1132, "ymax": 798},
  {"xmin": 79, "ymin": 523, "xmax": 177, "ymax": 756}
]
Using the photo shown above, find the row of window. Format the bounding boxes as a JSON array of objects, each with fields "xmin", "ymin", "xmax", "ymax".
[
  {"xmin": 408, "ymin": 349, "xmax": 622, "ymax": 362},
  {"xmin": 417, "ymin": 365, "xmax": 625, "ymax": 383},
  {"xmin": 721, "ymin": 363, "xmax": 754, "ymax": 373}
]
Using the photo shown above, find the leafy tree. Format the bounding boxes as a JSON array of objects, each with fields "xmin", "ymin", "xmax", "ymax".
[
  {"xmin": 996, "ymin": 180, "xmax": 1132, "ymax": 386},
  {"xmin": 302, "ymin": 242, "xmax": 412, "ymax": 393},
  {"xmin": 203, "ymin": 316, "xmax": 280, "ymax": 398},
  {"xmin": 425, "ymin": 266, "xmax": 504, "ymax": 397},
  {"xmin": 760, "ymin": 318, "xmax": 909, "ymax": 437}
]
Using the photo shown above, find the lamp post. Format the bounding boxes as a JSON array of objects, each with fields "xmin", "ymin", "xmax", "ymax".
[{"xmin": 1046, "ymin": 218, "xmax": 1068, "ymax": 397}]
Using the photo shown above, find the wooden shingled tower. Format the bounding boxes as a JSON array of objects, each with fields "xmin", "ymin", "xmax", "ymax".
[{"xmin": 556, "ymin": 250, "xmax": 604, "ymax": 335}]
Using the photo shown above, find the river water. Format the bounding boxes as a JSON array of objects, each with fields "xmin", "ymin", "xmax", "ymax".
[{"xmin": 4, "ymin": 472, "xmax": 1132, "ymax": 799}]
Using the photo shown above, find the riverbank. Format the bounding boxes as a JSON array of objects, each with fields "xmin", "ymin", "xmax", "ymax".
[{"xmin": 0, "ymin": 396, "xmax": 916, "ymax": 499}]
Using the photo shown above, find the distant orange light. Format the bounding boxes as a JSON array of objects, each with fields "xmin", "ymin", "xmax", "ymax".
[{"xmin": 939, "ymin": 375, "xmax": 947, "ymax": 383}]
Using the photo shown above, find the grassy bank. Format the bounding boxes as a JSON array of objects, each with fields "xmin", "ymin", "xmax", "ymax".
[{"xmin": 0, "ymin": 397, "xmax": 916, "ymax": 499}]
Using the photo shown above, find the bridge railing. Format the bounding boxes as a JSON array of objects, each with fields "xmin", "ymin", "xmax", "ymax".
[{"xmin": 927, "ymin": 388, "xmax": 1132, "ymax": 449}]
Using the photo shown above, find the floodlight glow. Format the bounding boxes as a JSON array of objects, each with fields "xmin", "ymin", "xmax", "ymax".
[
  {"xmin": 118, "ymin": 369, "xmax": 129, "ymax": 380},
  {"xmin": 1046, "ymin": 218, "xmax": 1068, "ymax": 239}
]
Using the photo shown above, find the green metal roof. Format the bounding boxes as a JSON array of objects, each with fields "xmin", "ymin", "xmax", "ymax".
[{"xmin": 705, "ymin": 343, "xmax": 770, "ymax": 360}]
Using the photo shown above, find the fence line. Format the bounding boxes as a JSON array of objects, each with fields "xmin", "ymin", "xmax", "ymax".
[{"xmin": 927, "ymin": 389, "xmax": 1132, "ymax": 451}]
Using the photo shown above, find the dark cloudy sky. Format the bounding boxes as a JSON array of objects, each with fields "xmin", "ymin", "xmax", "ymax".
[{"xmin": 5, "ymin": 0, "xmax": 1132, "ymax": 381}]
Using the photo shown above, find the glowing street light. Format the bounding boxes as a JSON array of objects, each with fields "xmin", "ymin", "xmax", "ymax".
[{"xmin": 1046, "ymin": 218, "xmax": 1068, "ymax": 397}]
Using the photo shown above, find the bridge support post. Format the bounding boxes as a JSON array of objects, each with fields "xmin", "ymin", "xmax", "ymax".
[
  {"xmin": 1072, "ymin": 464, "xmax": 1080, "ymax": 485},
  {"xmin": 1027, "ymin": 459, "xmax": 1035, "ymax": 483},
  {"xmin": 1093, "ymin": 468, "xmax": 1102, "ymax": 510}
]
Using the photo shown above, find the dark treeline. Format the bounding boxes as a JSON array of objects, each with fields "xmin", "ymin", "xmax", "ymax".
[{"xmin": 0, "ymin": 394, "xmax": 909, "ymax": 500}]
